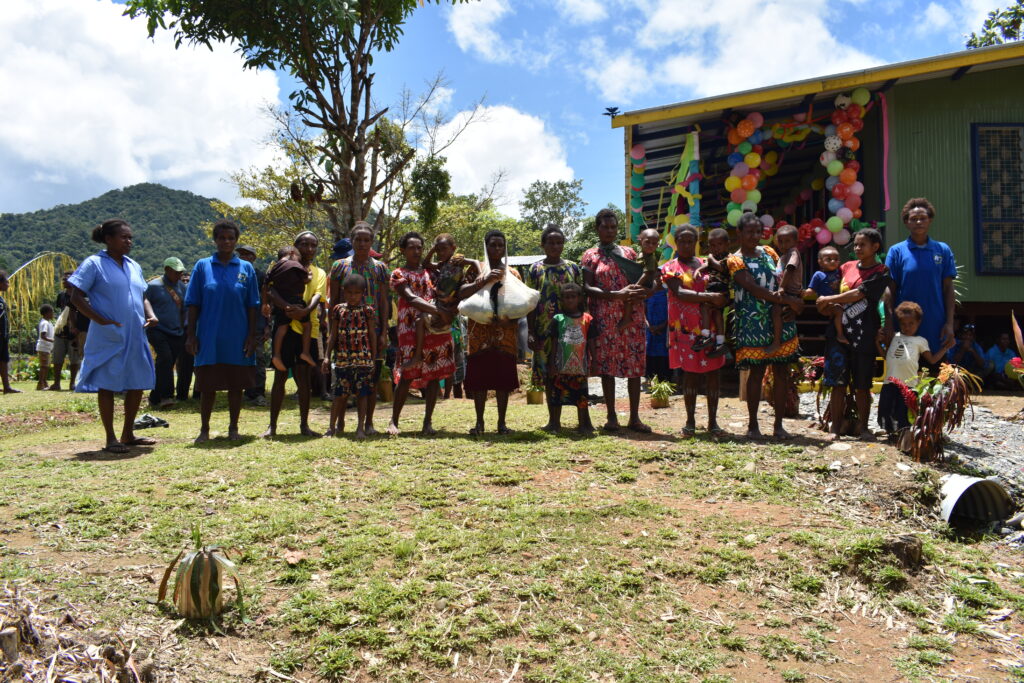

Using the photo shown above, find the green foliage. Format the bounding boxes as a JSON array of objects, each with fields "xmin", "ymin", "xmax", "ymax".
[
  {"xmin": 409, "ymin": 155, "xmax": 450, "ymax": 231},
  {"xmin": 519, "ymin": 179, "xmax": 586, "ymax": 234},
  {"xmin": 0, "ymin": 183, "xmax": 218, "ymax": 278},
  {"xmin": 564, "ymin": 203, "xmax": 625, "ymax": 263},
  {"xmin": 429, "ymin": 194, "xmax": 535, "ymax": 259},
  {"xmin": 967, "ymin": 0, "xmax": 1024, "ymax": 47}
]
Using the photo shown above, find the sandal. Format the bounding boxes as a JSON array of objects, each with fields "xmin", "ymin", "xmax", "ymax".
[
  {"xmin": 102, "ymin": 443, "xmax": 130, "ymax": 454},
  {"xmin": 121, "ymin": 436, "xmax": 157, "ymax": 446},
  {"xmin": 627, "ymin": 422, "xmax": 652, "ymax": 434},
  {"xmin": 691, "ymin": 335, "xmax": 713, "ymax": 352},
  {"xmin": 705, "ymin": 343, "xmax": 728, "ymax": 359},
  {"xmin": 680, "ymin": 426, "xmax": 696, "ymax": 438},
  {"xmin": 709, "ymin": 427, "xmax": 728, "ymax": 439}
]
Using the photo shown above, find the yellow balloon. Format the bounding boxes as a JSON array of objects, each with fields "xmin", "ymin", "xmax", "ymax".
[
  {"xmin": 744, "ymin": 152, "xmax": 761, "ymax": 168},
  {"xmin": 724, "ymin": 176, "xmax": 741, "ymax": 192},
  {"xmin": 672, "ymin": 213, "xmax": 690, "ymax": 226},
  {"xmin": 765, "ymin": 165, "xmax": 779, "ymax": 177},
  {"xmin": 765, "ymin": 151, "xmax": 778, "ymax": 164},
  {"xmin": 811, "ymin": 177, "xmax": 825, "ymax": 191}
]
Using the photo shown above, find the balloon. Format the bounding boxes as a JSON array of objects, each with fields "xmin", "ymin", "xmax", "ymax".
[
  {"xmin": 825, "ymin": 124, "xmax": 837, "ymax": 137},
  {"xmin": 747, "ymin": 112, "xmax": 765, "ymax": 128},
  {"xmin": 811, "ymin": 177, "xmax": 825, "ymax": 191},
  {"xmin": 846, "ymin": 160, "xmax": 861, "ymax": 173},
  {"xmin": 800, "ymin": 189, "xmax": 813, "ymax": 201},
  {"xmin": 853, "ymin": 209, "xmax": 863, "ymax": 218},
  {"xmin": 834, "ymin": 94, "xmax": 852, "ymax": 110},
  {"xmin": 849, "ymin": 181, "xmax": 864, "ymax": 196},
  {"xmin": 850, "ymin": 116, "xmax": 864, "ymax": 132},
  {"xmin": 741, "ymin": 200, "xmax": 758, "ymax": 212},
  {"xmin": 851, "ymin": 87, "xmax": 871, "ymax": 106},
  {"xmin": 737, "ymin": 120, "xmax": 755, "ymax": 138},
  {"xmin": 833, "ymin": 228, "xmax": 851, "ymax": 246},
  {"xmin": 825, "ymin": 176, "xmax": 840, "ymax": 190},
  {"xmin": 832, "ymin": 183, "xmax": 849, "ymax": 200},
  {"xmin": 737, "ymin": 141, "xmax": 753, "ymax": 154},
  {"xmin": 820, "ymin": 150, "xmax": 837, "ymax": 167},
  {"xmin": 727, "ymin": 209, "xmax": 743, "ymax": 226},
  {"xmin": 747, "ymin": 189, "xmax": 762, "ymax": 204},
  {"xmin": 827, "ymin": 160, "xmax": 844, "ymax": 176},
  {"xmin": 817, "ymin": 228, "xmax": 833, "ymax": 245},
  {"xmin": 844, "ymin": 137, "xmax": 861, "ymax": 151},
  {"xmin": 840, "ymin": 168, "xmax": 857, "ymax": 185},
  {"xmin": 744, "ymin": 152, "xmax": 761, "ymax": 168},
  {"xmin": 831, "ymin": 110, "xmax": 848, "ymax": 126},
  {"xmin": 727, "ymin": 152, "xmax": 743, "ymax": 166},
  {"xmin": 836, "ymin": 122, "xmax": 854, "ymax": 140},
  {"xmin": 784, "ymin": 204, "xmax": 796, "ymax": 215},
  {"xmin": 765, "ymin": 165, "xmax": 779, "ymax": 177},
  {"xmin": 730, "ymin": 188, "xmax": 747, "ymax": 203},
  {"xmin": 846, "ymin": 103, "xmax": 862, "ymax": 119},
  {"xmin": 630, "ymin": 144, "xmax": 646, "ymax": 162},
  {"xmin": 845, "ymin": 195, "xmax": 862, "ymax": 210},
  {"xmin": 750, "ymin": 130, "xmax": 763, "ymax": 144},
  {"xmin": 739, "ymin": 174, "xmax": 756, "ymax": 191},
  {"xmin": 824, "ymin": 135, "xmax": 843, "ymax": 152},
  {"xmin": 761, "ymin": 214, "xmax": 775, "ymax": 228},
  {"xmin": 828, "ymin": 198, "xmax": 845, "ymax": 214},
  {"xmin": 837, "ymin": 207, "xmax": 853, "ymax": 223},
  {"xmin": 765, "ymin": 151, "xmax": 779, "ymax": 164},
  {"xmin": 749, "ymin": 168, "xmax": 762, "ymax": 180},
  {"xmin": 826, "ymin": 216, "xmax": 843, "ymax": 232},
  {"xmin": 725, "ymin": 175, "xmax": 741, "ymax": 192},
  {"xmin": 728, "ymin": 128, "xmax": 743, "ymax": 145}
]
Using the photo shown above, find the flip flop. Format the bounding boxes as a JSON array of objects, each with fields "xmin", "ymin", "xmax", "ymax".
[
  {"xmin": 680, "ymin": 426, "xmax": 696, "ymax": 438},
  {"xmin": 709, "ymin": 427, "xmax": 728, "ymax": 439},
  {"xmin": 102, "ymin": 443, "xmax": 130, "ymax": 454},
  {"xmin": 122, "ymin": 436, "xmax": 157, "ymax": 446},
  {"xmin": 602, "ymin": 422, "xmax": 621, "ymax": 432}
]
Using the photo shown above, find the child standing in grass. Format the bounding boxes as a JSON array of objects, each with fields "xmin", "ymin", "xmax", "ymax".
[
  {"xmin": 546, "ymin": 283, "xmax": 596, "ymax": 434},
  {"xmin": 617, "ymin": 227, "xmax": 661, "ymax": 332},
  {"xmin": 36, "ymin": 304, "xmax": 55, "ymax": 391},
  {"xmin": 324, "ymin": 273, "xmax": 377, "ymax": 439}
]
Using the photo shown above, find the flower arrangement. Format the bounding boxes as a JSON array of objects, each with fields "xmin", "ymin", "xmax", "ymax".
[{"xmin": 896, "ymin": 364, "xmax": 982, "ymax": 463}]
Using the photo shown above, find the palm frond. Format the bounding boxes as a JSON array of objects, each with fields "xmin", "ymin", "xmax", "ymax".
[{"xmin": 7, "ymin": 252, "xmax": 78, "ymax": 336}]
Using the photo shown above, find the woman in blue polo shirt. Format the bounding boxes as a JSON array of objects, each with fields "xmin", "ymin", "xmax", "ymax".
[
  {"xmin": 184, "ymin": 220, "xmax": 260, "ymax": 444},
  {"xmin": 885, "ymin": 198, "xmax": 957, "ymax": 357}
]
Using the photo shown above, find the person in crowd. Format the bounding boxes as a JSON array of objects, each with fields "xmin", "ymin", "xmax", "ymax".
[
  {"xmin": 769, "ymin": 224, "xmax": 803, "ymax": 354},
  {"xmin": 324, "ymin": 273, "xmax": 377, "ymax": 438},
  {"xmin": 265, "ymin": 231, "xmax": 327, "ymax": 439},
  {"xmin": 692, "ymin": 228, "xmax": 731, "ymax": 357},
  {"xmin": 726, "ymin": 212, "xmax": 802, "ymax": 439},
  {"xmin": 460, "ymin": 230, "xmax": 523, "ymax": 436},
  {"xmin": 52, "ymin": 271, "xmax": 87, "ymax": 391},
  {"xmin": 266, "ymin": 246, "xmax": 317, "ymax": 372},
  {"xmin": 661, "ymin": 224, "xmax": 729, "ymax": 438},
  {"xmin": 143, "ymin": 257, "xmax": 187, "ymax": 408},
  {"xmin": 644, "ymin": 283, "xmax": 670, "ymax": 384},
  {"xmin": 404, "ymin": 234, "xmax": 469, "ymax": 371},
  {"xmin": 330, "ymin": 222, "xmax": 389, "ymax": 435},
  {"xmin": 815, "ymin": 228, "xmax": 892, "ymax": 441},
  {"xmin": 804, "ymin": 246, "xmax": 845, "ymax": 344},
  {"xmin": 616, "ymin": 227, "xmax": 662, "ymax": 332},
  {"xmin": 878, "ymin": 301, "xmax": 954, "ymax": 444},
  {"xmin": 176, "ymin": 271, "xmax": 196, "ymax": 402},
  {"xmin": 236, "ymin": 245, "xmax": 269, "ymax": 406},
  {"xmin": 35, "ymin": 304, "xmax": 55, "ymax": 390},
  {"xmin": 581, "ymin": 208, "xmax": 650, "ymax": 433},
  {"xmin": 184, "ymin": 220, "xmax": 261, "ymax": 443},
  {"xmin": 986, "ymin": 332, "xmax": 1019, "ymax": 390},
  {"xmin": 387, "ymin": 231, "xmax": 454, "ymax": 436},
  {"xmin": 444, "ymin": 314, "xmax": 467, "ymax": 399},
  {"xmin": 545, "ymin": 282, "xmax": 595, "ymax": 433},
  {"xmin": 885, "ymin": 198, "xmax": 956, "ymax": 357},
  {"xmin": 946, "ymin": 323, "xmax": 989, "ymax": 377},
  {"xmin": 69, "ymin": 219, "xmax": 158, "ymax": 453},
  {"xmin": 525, "ymin": 225, "xmax": 583, "ymax": 431},
  {"xmin": 0, "ymin": 271, "xmax": 17, "ymax": 394}
]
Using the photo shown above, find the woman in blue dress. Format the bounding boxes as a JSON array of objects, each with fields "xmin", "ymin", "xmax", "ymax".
[
  {"xmin": 69, "ymin": 219, "xmax": 158, "ymax": 453},
  {"xmin": 185, "ymin": 220, "xmax": 261, "ymax": 444}
]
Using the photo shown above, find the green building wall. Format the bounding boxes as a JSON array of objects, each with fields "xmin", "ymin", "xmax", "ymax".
[{"xmin": 885, "ymin": 64, "xmax": 1024, "ymax": 303}]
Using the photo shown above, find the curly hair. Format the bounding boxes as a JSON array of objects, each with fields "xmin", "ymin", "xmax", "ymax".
[
  {"xmin": 737, "ymin": 212, "xmax": 762, "ymax": 232},
  {"xmin": 398, "ymin": 231, "xmax": 424, "ymax": 250},
  {"xmin": 901, "ymin": 197, "xmax": 935, "ymax": 224},
  {"xmin": 212, "ymin": 219, "xmax": 240, "ymax": 239}
]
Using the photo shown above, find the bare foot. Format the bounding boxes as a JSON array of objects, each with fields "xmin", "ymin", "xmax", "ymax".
[
  {"xmin": 627, "ymin": 420, "xmax": 652, "ymax": 434},
  {"xmin": 764, "ymin": 341, "xmax": 781, "ymax": 355},
  {"xmin": 3, "ymin": 388, "xmax": 22, "ymax": 394},
  {"xmin": 576, "ymin": 423, "xmax": 595, "ymax": 435},
  {"xmin": 857, "ymin": 430, "xmax": 876, "ymax": 441},
  {"xmin": 364, "ymin": 424, "xmax": 378, "ymax": 436},
  {"xmin": 602, "ymin": 418, "xmax": 621, "ymax": 432},
  {"xmin": 773, "ymin": 427, "xmax": 792, "ymax": 440},
  {"xmin": 421, "ymin": 422, "xmax": 437, "ymax": 436},
  {"xmin": 271, "ymin": 356, "xmax": 287, "ymax": 372},
  {"xmin": 469, "ymin": 423, "xmax": 485, "ymax": 436},
  {"xmin": 261, "ymin": 427, "xmax": 276, "ymax": 440},
  {"xmin": 299, "ymin": 353, "xmax": 316, "ymax": 367},
  {"xmin": 299, "ymin": 426, "xmax": 321, "ymax": 438},
  {"xmin": 823, "ymin": 432, "xmax": 841, "ymax": 442},
  {"xmin": 745, "ymin": 426, "xmax": 763, "ymax": 440},
  {"xmin": 334, "ymin": 428, "xmax": 345, "ymax": 438},
  {"xmin": 496, "ymin": 425, "xmax": 512, "ymax": 435},
  {"xmin": 324, "ymin": 427, "xmax": 336, "ymax": 437},
  {"xmin": 194, "ymin": 430, "xmax": 210, "ymax": 444},
  {"xmin": 540, "ymin": 422, "xmax": 560, "ymax": 433},
  {"xmin": 387, "ymin": 420, "xmax": 401, "ymax": 436},
  {"xmin": 837, "ymin": 334, "xmax": 850, "ymax": 346},
  {"xmin": 354, "ymin": 428, "xmax": 366, "ymax": 440}
]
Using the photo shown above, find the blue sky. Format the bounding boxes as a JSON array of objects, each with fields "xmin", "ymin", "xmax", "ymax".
[{"xmin": 0, "ymin": 0, "xmax": 1005, "ymax": 218}]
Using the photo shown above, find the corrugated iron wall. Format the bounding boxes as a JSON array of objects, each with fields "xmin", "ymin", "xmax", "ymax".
[{"xmin": 886, "ymin": 65, "xmax": 1024, "ymax": 303}]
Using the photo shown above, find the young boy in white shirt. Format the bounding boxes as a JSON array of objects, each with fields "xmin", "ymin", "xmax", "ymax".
[{"xmin": 36, "ymin": 304, "xmax": 55, "ymax": 391}]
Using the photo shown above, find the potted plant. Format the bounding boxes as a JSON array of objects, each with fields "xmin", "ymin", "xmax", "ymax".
[
  {"xmin": 526, "ymin": 382, "xmax": 545, "ymax": 405},
  {"xmin": 648, "ymin": 377, "xmax": 675, "ymax": 409},
  {"xmin": 158, "ymin": 525, "xmax": 244, "ymax": 621}
]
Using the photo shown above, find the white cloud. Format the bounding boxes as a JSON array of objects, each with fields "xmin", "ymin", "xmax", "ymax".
[
  {"xmin": 920, "ymin": 2, "xmax": 955, "ymax": 34},
  {"xmin": 580, "ymin": 38, "xmax": 651, "ymax": 102},
  {"xmin": 0, "ymin": 0, "xmax": 280, "ymax": 211},
  {"xmin": 957, "ymin": 0, "xmax": 1007, "ymax": 35},
  {"xmin": 556, "ymin": 0, "xmax": 608, "ymax": 23},
  {"xmin": 447, "ymin": 0, "xmax": 512, "ymax": 62},
  {"xmin": 437, "ymin": 105, "xmax": 574, "ymax": 217}
]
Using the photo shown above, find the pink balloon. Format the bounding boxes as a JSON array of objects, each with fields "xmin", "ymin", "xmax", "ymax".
[
  {"xmin": 747, "ymin": 112, "xmax": 765, "ymax": 128},
  {"xmin": 816, "ymin": 228, "xmax": 833, "ymax": 245},
  {"xmin": 731, "ymin": 188, "xmax": 747, "ymax": 203},
  {"xmin": 849, "ymin": 181, "xmax": 865, "ymax": 196},
  {"xmin": 800, "ymin": 189, "xmax": 813, "ymax": 201},
  {"xmin": 761, "ymin": 214, "xmax": 775, "ymax": 228},
  {"xmin": 733, "ymin": 162, "xmax": 750, "ymax": 176},
  {"xmin": 833, "ymin": 229, "xmax": 852, "ymax": 246},
  {"xmin": 837, "ymin": 207, "xmax": 853, "ymax": 223}
]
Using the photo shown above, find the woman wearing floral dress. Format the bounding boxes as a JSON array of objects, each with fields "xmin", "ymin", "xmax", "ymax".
[
  {"xmin": 661, "ymin": 224, "xmax": 728, "ymax": 438},
  {"xmin": 581, "ymin": 208, "xmax": 650, "ymax": 433},
  {"xmin": 387, "ymin": 231, "xmax": 454, "ymax": 436},
  {"xmin": 525, "ymin": 225, "xmax": 583, "ymax": 430},
  {"xmin": 726, "ymin": 213, "xmax": 803, "ymax": 438}
]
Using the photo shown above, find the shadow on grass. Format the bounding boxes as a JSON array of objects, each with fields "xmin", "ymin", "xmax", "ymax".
[
  {"xmin": 74, "ymin": 446, "xmax": 153, "ymax": 461},
  {"xmin": 189, "ymin": 434, "xmax": 262, "ymax": 449}
]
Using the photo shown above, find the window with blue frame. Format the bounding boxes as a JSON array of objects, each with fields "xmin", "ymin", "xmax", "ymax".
[{"xmin": 971, "ymin": 123, "xmax": 1024, "ymax": 275}]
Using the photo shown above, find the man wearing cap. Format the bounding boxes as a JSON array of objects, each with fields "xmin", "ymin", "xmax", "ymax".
[
  {"xmin": 144, "ymin": 258, "xmax": 188, "ymax": 408},
  {"xmin": 236, "ymin": 245, "xmax": 269, "ymax": 405}
]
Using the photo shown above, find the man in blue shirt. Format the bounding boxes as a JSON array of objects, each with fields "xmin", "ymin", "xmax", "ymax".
[
  {"xmin": 144, "ymin": 257, "xmax": 187, "ymax": 407},
  {"xmin": 986, "ymin": 332, "xmax": 1019, "ymax": 390},
  {"xmin": 946, "ymin": 323, "xmax": 990, "ymax": 377},
  {"xmin": 885, "ymin": 198, "xmax": 957, "ymax": 356}
]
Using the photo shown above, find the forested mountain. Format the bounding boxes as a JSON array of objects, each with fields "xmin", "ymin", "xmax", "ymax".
[{"xmin": 0, "ymin": 183, "xmax": 220, "ymax": 276}]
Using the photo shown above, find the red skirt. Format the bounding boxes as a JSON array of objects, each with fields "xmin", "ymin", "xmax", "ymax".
[{"xmin": 464, "ymin": 348, "xmax": 519, "ymax": 393}]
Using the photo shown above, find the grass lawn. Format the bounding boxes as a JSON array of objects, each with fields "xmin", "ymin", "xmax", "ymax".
[{"xmin": 1, "ymin": 380, "xmax": 1023, "ymax": 682}]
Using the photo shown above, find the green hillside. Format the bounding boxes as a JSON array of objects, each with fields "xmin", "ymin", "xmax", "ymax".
[{"xmin": 0, "ymin": 183, "xmax": 220, "ymax": 276}]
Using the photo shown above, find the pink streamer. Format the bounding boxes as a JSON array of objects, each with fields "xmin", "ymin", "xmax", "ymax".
[{"xmin": 880, "ymin": 91, "xmax": 890, "ymax": 212}]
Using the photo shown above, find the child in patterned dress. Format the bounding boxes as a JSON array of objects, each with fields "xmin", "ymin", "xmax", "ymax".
[
  {"xmin": 324, "ymin": 273, "xmax": 378, "ymax": 438},
  {"xmin": 547, "ymin": 283, "xmax": 596, "ymax": 434}
]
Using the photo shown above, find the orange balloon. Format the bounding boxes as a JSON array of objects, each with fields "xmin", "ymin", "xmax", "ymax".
[
  {"xmin": 853, "ymin": 209, "xmax": 863, "ymax": 219},
  {"xmin": 839, "ymin": 168, "xmax": 857, "ymax": 185},
  {"xmin": 837, "ymin": 122, "xmax": 855, "ymax": 140},
  {"xmin": 741, "ymin": 174, "xmax": 757, "ymax": 191},
  {"xmin": 737, "ymin": 120, "xmax": 755, "ymax": 138},
  {"xmin": 844, "ymin": 137, "xmax": 861, "ymax": 151},
  {"xmin": 727, "ymin": 128, "xmax": 743, "ymax": 145}
]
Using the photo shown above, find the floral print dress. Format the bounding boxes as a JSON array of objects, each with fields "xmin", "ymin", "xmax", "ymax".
[
  {"xmin": 660, "ymin": 257, "xmax": 726, "ymax": 374},
  {"xmin": 525, "ymin": 259, "xmax": 583, "ymax": 385},
  {"xmin": 725, "ymin": 246, "xmax": 799, "ymax": 368},
  {"xmin": 581, "ymin": 245, "xmax": 646, "ymax": 378},
  {"xmin": 390, "ymin": 266, "xmax": 455, "ymax": 387}
]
